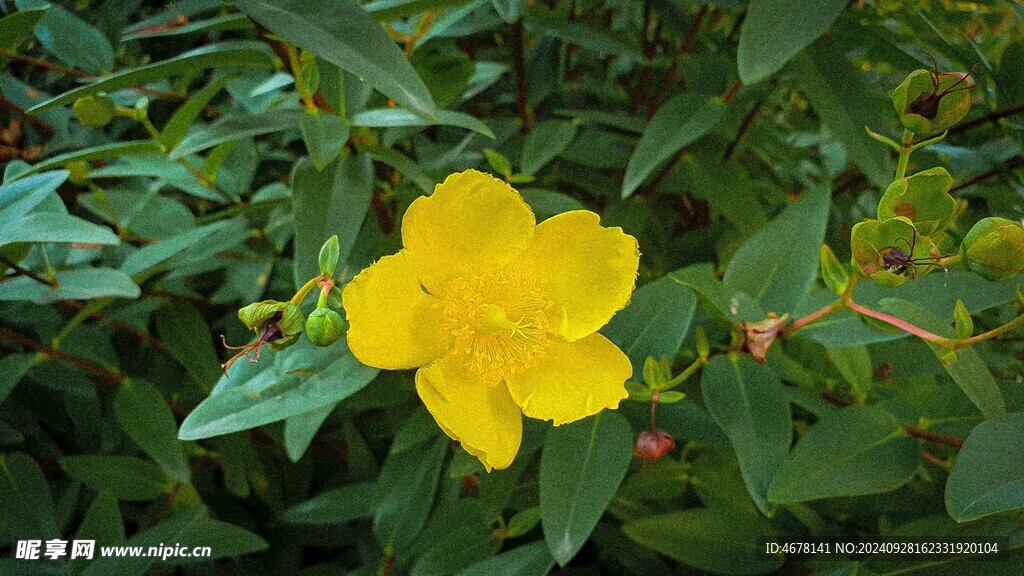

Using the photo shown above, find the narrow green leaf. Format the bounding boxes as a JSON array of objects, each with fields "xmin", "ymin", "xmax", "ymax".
[
  {"xmin": 30, "ymin": 3, "xmax": 114, "ymax": 75},
  {"xmin": 171, "ymin": 108, "xmax": 305, "ymax": 158},
  {"xmin": 291, "ymin": 154, "xmax": 373, "ymax": 287},
  {"xmin": 520, "ymin": 120, "xmax": 578, "ymax": 175},
  {"xmin": 0, "ymin": 452, "xmax": 59, "ymax": 539},
  {"xmin": 0, "ymin": 9, "xmax": 47, "ymax": 66},
  {"xmin": 351, "ymin": 108, "xmax": 495, "ymax": 138},
  {"xmin": 737, "ymin": 0, "xmax": 847, "ymax": 84},
  {"xmin": 18, "ymin": 141, "xmax": 164, "ymax": 178},
  {"xmin": 233, "ymin": 0, "xmax": 437, "ymax": 118},
  {"xmin": 793, "ymin": 38, "xmax": 894, "ymax": 187},
  {"xmin": 280, "ymin": 481, "xmax": 377, "ymax": 524},
  {"xmin": 178, "ymin": 342, "xmax": 379, "ymax": 440},
  {"xmin": 60, "ymin": 455, "xmax": 169, "ymax": 502},
  {"xmin": 300, "ymin": 111, "xmax": 350, "ymax": 170},
  {"xmin": 114, "ymin": 379, "xmax": 191, "ymax": 483},
  {"xmin": 121, "ymin": 221, "xmax": 234, "ymax": 279},
  {"xmin": 122, "ymin": 13, "xmax": 253, "ymax": 41},
  {"xmin": 0, "ymin": 353, "xmax": 34, "ymax": 406},
  {"xmin": 373, "ymin": 420, "xmax": 447, "ymax": 549},
  {"xmin": 723, "ymin": 185, "xmax": 830, "ymax": 315},
  {"xmin": 0, "ymin": 170, "xmax": 68, "ymax": 224},
  {"xmin": 161, "ymin": 73, "xmax": 237, "ymax": 149},
  {"xmin": 622, "ymin": 93, "xmax": 726, "ymax": 198},
  {"xmin": 946, "ymin": 412, "xmax": 1024, "ymax": 521},
  {"xmin": 954, "ymin": 299, "xmax": 974, "ymax": 341},
  {"xmin": 70, "ymin": 490, "xmax": 124, "ymax": 576},
  {"xmin": 623, "ymin": 508, "xmax": 784, "ymax": 574},
  {"xmin": 283, "ymin": 404, "xmax": 334, "ymax": 463},
  {"xmin": 768, "ymin": 406, "xmax": 919, "ymax": 503},
  {"xmin": 701, "ymin": 354, "xmax": 791, "ymax": 516},
  {"xmin": 0, "ymin": 212, "xmax": 119, "ymax": 247},
  {"xmin": 0, "ymin": 268, "xmax": 141, "ymax": 303},
  {"xmin": 540, "ymin": 411, "xmax": 633, "ymax": 565},
  {"xmin": 603, "ymin": 274, "xmax": 697, "ymax": 374},
  {"xmin": 318, "ymin": 235, "xmax": 340, "ymax": 277},
  {"xmin": 27, "ymin": 42, "xmax": 276, "ymax": 114},
  {"xmin": 456, "ymin": 541, "xmax": 554, "ymax": 576}
]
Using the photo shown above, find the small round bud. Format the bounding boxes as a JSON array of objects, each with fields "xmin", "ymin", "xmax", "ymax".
[
  {"xmin": 634, "ymin": 430, "xmax": 675, "ymax": 461},
  {"xmin": 962, "ymin": 217, "xmax": 1024, "ymax": 282},
  {"xmin": 66, "ymin": 160, "xmax": 91, "ymax": 185},
  {"xmin": 73, "ymin": 94, "xmax": 116, "ymax": 128},
  {"xmin": 305, "ymin": 308, "xmax": 344, "ymax": 346}
]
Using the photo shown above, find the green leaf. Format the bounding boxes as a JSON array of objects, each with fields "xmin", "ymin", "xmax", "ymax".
[
  {"xmin": 623, "ymin": 508, "xmax": 784, "ymax": 575},
  {"xmin": 603, "ymin": 274, "xmax": 697, "ymax": 374},
  {"xmin": 177, "ymin": 341, "xmax": 379, "ymax": 440},
  {"xmin": 27, "ymin": 42, "xmax": 276, "ymax": 114},
  {"xmin": 456, "ymin": 541, "xmax": 554, "ymax": 576},
  {"xmin": 0, "ymin": 9, "xmax": 47, "ymax": 66},
  {"xmin": 946, "ymin": 411, "xmax": 1024, "ymax": 521},
  {"xmin": 0, "ymin": 268, "xmax": 141, "ymax": 303},
  {"xmin": 283, "ymin": 404, "xmax": 334, "ymax": 462},
  {"xmin": 737, "ymin": 0, "xmax": 847, "ymax": 84},
  {"xmin": 0, "ymin": 353, "xmax": 34, "ymax": 406},
  {"xmin": 171, "ymin": 108, "xmax": 305, "ymax": 158},
  {"xmin": 793, "ymin": 38, "xmax": 894, "ymax": 187},
  {"xmin": 71, "ymin": 490, "xmax": 124, "ymax": 576},
  {"xmin": 82, "ymin": 510, "xmax": 268, "ymax": 576},
  {"xmin": 121, "ymin": 221, "xmax": 234, "ymax": 279},
  {"xmin": 122, "ymin": 13, "xmax": 253, "ymax": 41},
  {"xmin": 827, "ymin": 345, "xmax": 873, "ymax": 398},
  {"xmin": 954, "ymin": 299, "xmax": 974, "ymax": 341},
  {"xmin": 540, "ymin": 411, "xmax": 633, "ymax": 565},
  {"xmin": 29, "ymin": 3, "xmax": 114, "ymax": 75},
  {"xmin": 671, "ymin": 263, "xmax": 766, "ymax": 324},
  {"xmin": 0, "ymin": 170, "xmax": 68, "ymax": 223},
  {"xmin": 493, "ymin": 0, "xmax": 525, "ymax": 23},
  {"xmin": 520, "ymin": 120, "xmax": 578, "ymax": 175},
  {"xmin": 373, "ymin": 417, "xmax": 448, "ymax": 549},
  {"xmin": 518, "ymin": 188, "xmax": 585, "ymax": 216},
  {"xmin": 701, "ymin": 354, "xmax": 791, "ymax": 516},
  {"xmin": 114, "ymin": 379, "xmax": 191, "ymax": 483},
  {"xmin": 526, "ymin": 10, "xmax": 645, "ymax": 63},
  {"xmin": 0, "ymin": 213, "xmax": 119, "ymax": 247},
  {"xmin": 878, "ymin": 299, "xmax": 1005, "ymax": 420},
  {"xmin": 351, "ymin": 108, "xmax": 495, "ymax": 139},
  {"xmin": 300, "ymin": 111, "xmax": 350, "ymax": 171},
  {"xmin": 318, "ymin": 235, "xmax": 341, "ymax": 277},
  {"xmin": 0, "ymin": 452, "xmax": 59, "ymax": 539},
  {"xmin": 768, "ymin": 406, "xmax": 919, "ymax": 503},
  {"xmin": 280, "ymin": 481, "xmax": 377, "ymax": 524},
  {"xmin": 160, "ymin": 73, "xmax": 237, "ymax": 149},
  {"xmin": 18, "ymin": 141, "xmax": 164, "ymax": 178},
  {"xmin": 622, "ymin": 93, "xmax": 726, "ymax": 198},
  {"xmin": 723, "ymin": 185, "xmax": 830, "ymax": 315},
  {"xmin": 291, "ymin": 154, "xmax": 373, "ymax": 286},
  {"xmin": 60, "ymin": 455, "xmax": 169, "ymax": 501},
  {"xmin": 233, "ymin": 0, "xmax": 437, "ymax": 118}
]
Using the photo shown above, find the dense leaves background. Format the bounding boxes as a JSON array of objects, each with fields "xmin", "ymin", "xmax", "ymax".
[{"xmin": 1, "ymin": 0, "xmax": 1024, "ymax": 574}]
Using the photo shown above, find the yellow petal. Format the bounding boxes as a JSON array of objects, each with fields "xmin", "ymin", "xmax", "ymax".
[
  {"xmin": 342, "ymin": 251, "xmax": 444, "ymax": 370},
  {"xmin": 518, "ymin": 210, "xmax": 639, "ymax": 341},
  {"xmin": 402, "ymin": 170, "xmax": 536, "ymax": 294},
  {"xmin": 416, "ymin": 357, "xmax": 522, "ymax": 471},
  {"xmin": 506, "ymin": 333, "xmax": 631, "ymax": 426}
]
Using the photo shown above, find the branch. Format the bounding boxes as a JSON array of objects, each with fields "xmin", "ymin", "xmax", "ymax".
[
  {"xmin": 1, "ymin": 257, "xmax": 57, "ymax": 287},
  {"xmin": 950, "ymin": 155, "xmax": 1024, "ymax": 193},
  {"xmin": 0, "ymin": 328, "xmax": 125, "ymax": 385},
  {"xmin": 846, "ymin": 300, "xmax": 950, "ymax": 345},
  {"xmin": 948, "ymin": 102, "xmax": 1024, "ymax": 135},
  {"xmin": 510, "ymin": 20, "xmax": 532, "ymax": 134},
  {"xmin": 905, "ymin": 426, "xmax": 964, "ymax": 448}
]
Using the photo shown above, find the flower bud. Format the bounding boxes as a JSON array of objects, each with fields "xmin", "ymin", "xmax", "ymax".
[
  {"xmin": 892, "ymin": 69, "xmax": 971, "ymax": 134},
  {"xmin": 305, "ymin": 308, "xmax": 344, "ymax": 346},
  {"xmin": 877, "ymin": 167, "xmax": 956, "ymax": 236},
  {"xmin": 237, "ymin": 300, "xmax": 304, "ymax": 337},
  {"xmin": 962, "ymin": 217, "xmax": 1024, "ymax": 282},
  {"xmin": 73, "ymin": 94, "xmax": 117, "ymax": 128},
  {"xmin": 634, "ymin": 430, "xmax": 675, "ymax": 461},
  {"xmin": 740, "ymin": 312, "xmax": 788, "ymax": 363},
  {"xmin": 66, "ymin": 160, "xmax": 90, "ymax": 185}
]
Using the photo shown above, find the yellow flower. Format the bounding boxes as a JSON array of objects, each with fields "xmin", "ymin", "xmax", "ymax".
[{"xmin": 342, "ymin": 170, "xmax": 639, "ymax": 470}]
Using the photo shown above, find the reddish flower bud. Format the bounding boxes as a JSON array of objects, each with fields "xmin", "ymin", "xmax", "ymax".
[{"xmin": 634, "ymin": 430, "xmax": 676, "ymax": 461}]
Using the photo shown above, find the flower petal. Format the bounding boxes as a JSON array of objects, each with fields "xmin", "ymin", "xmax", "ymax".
[
  {"xmin": 342, "ymin": 251, "xmax": 444, "ymax": 370},
  {"xmin": 416, "ymin": 357, "xmax": 522, "ymax": 471},
  {"xmin": 402, "ymin": 170, "xmax": 536, "ymax": 293},
  {"xmin": 518, "ymin": 210, "xmax": 639, "ymax": 341},
  {"xmin": 506, "ymin": 333, "xmax": 631, "ymax": 426}
]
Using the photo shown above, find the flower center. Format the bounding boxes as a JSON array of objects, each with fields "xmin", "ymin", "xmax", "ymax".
[{"xmin": 440, "ymin": 266, "xmax": 553, "ymax": 382}]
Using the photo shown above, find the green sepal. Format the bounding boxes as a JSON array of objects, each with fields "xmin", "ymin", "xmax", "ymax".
[
  {"xmin": 819, "ymin": 243, "xmax": 849, "ymax": 296},
  {"xmin": 962, "ymin": 217, "xmax": 1024, "ymax": 282},
  {"xmin": 877, "ymin": 167, "xmax": 956, "ymax": 236},
  {"xmin": 892, "ymin": 69, "xmax": 971, "ymax": 134},
  {"xmin": 953, "ymin": 299, "xmax": 973, "ymax": 341},
  {"xmin": 850, "ymin": 217, "xmax": 937, "ymax": 287}
]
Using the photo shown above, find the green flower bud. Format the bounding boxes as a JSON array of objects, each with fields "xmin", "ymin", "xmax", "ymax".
[
  {"xmin": 877, "ymin": 167, "xmax": 956, "ymax": 236},
  {"xmin": 819, "ymin": 243, "xmax": 849, "ymax": 296},
  {"xmin": 850, "ymin": 217, "xmax": 937, "ymax": 287},
  {"xmin": 305, "ymin": 308, "xmax": 344, "ymax": 346},
  {"xmin": 962, "ymin": 217, "xmax": 1024, "ymax": 282},
  {"xmin": 237, "ymin": 300, "xmax": 304, "ymax": 337},
  {"xmin": 66, "ymin": 160, "xmax": 91, "ymax": 185},
  {"xmin": 73, "ymin": 94, "xmax": 116, "ymax": 128},
  {"xmin": 892, "ymin": 68, "xmax": 972, "ymax": 134}
]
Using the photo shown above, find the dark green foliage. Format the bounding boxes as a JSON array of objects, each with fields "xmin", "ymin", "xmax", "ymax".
[{"xmin": 2, "ymin": 1, "xmax": 1024, "ymax": 575}]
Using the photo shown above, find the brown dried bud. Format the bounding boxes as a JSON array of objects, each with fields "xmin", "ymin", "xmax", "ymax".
[
  {"xmin": 740, "ymin": 312, "xmax": 789, "ymax": 363},
  {"xmin": 634, "ymin": 430, "xmax": 676, "ymax": 461}
]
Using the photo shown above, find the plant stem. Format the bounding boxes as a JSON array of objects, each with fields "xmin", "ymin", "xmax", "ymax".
[
  {"xmin": 290, "ymin": 276, "xmax": 324, "ymax": 307},
  {"xmin": 957, "ymin": 311, "xmax": 1024, "ymax": 349},
  {"xmin": 784, "ymin": 301, "xmax": 843, "ymax": 334},
  {"xmin": 846, "ymin": 300, "xmax": 950, "ymax": 345},
  {"xmin": 0, "ymin": 328, "xmax": 124, "ymax": 385},
  {"xmin": 894, "ymin": 128, "xmax": 915, "ymax": 181},
  {"xmin": 904, "ymin": 426, "xmax": 964, "ymax": 448}
]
